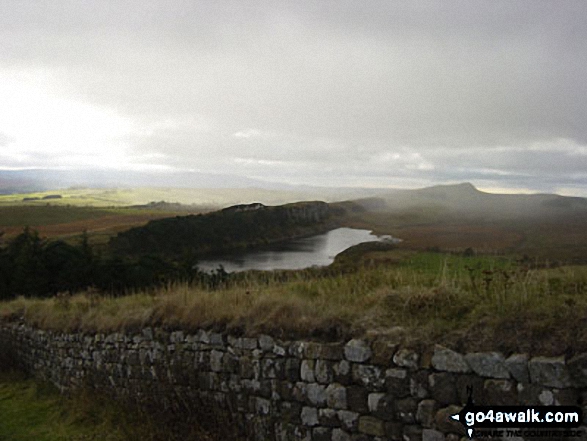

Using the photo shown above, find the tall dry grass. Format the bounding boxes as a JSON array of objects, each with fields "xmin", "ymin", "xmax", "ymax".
[{"xmin": 2, "ymin": 252, "xmax": 586, "ymax": 354}]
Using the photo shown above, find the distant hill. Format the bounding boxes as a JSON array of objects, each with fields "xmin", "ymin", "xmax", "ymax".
[
  {"xmin": 358, "ymin": 182, "xmax": 587, "ymax": 220},
  {"xmin": 109, "ymin": 201, "xmax": 338, "ymax": 257}
]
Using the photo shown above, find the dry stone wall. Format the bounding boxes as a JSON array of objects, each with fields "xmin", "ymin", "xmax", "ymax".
[{"xmin": 1, "ymin": 322, "xmax": 587, "ymax": 440}]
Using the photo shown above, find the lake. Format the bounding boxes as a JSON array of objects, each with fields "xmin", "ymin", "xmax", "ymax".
[{"xmin": 196, "ymin": 227, "xmax": 400, "ymax": 273}]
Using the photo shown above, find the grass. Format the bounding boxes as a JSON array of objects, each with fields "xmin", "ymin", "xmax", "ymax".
[
  {"xmin": 0, "ymin": 369, "xmax": 225, "ymax": 441},
  {"xmin": 2, "ymin": 251, "xmax": 586, "ymax": 356},
  {"xmin": 0, "ymin": 370, "xmax": 126, "ymax": 441}
]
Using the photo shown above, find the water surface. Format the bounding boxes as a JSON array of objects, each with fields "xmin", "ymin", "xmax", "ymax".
[{"xmin": 197, "ymin": 227, "xmax": 399, "ymax": 273}]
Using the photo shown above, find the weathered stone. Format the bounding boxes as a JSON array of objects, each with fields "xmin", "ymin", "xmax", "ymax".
[
  {"xmin": 332, "ymin": 428, "xmax": 352, "ymax": 441},
  {"xmin": 553, "ymin": 388, "xmax": 579, "ymax": 406},
  {"xmin": 368, "ymin": 392, "xmax": 385, "ymax": 412},
  {"xmin": 538, "ymin": 389, "xmax": 554, "ymax": 405},
  {"xmin": 516, "ymin": 382, "xmax": 543, "ymax": 406},
  {"xmin": 301, "ymin": 406, "xmax": 319, "ymax": 426},
  {"xmin": 285, "ymin": 358, "xmax": 301, "ymax": 382},
  {"xmin": 417, "ymin": 399, "xmax": 438, "ymax": 428},
  {"xmin": 429, "ymin": 372, "xmax": 457, "ymax": 405},
  {"xmin": 528, "ymin": 356, "xmax": 572, "ymax": 388},
  {"xmin": 431, "ymin": 345, "xmax": 470, "ymax": 373},
  {"xmin": 280, "ymin": 400, "xmax": 302, "ymax": 424},
  {"xmin": 435, "ymin": 405, "xmax": 465, "ymax": 435},
  {"xmin": 346, "ymin": 386, "xmax": 369, "ymax": 413},
  {"xmin": 258, "ymin": 334, "xmax": 274, "ymax": 352},
  {"xmin": 505, "ymin": 353, "xmax": 529, "ymax": 383},
  {"xmin": 410, "ymin": 370, "xmax": 429, "ymax": 399},
  {"xmin": 483, "ymin": 379, "xmax": 517, "ymax": 405},
  {"xmin": 210, "ymin": 349, "xmax": 224, "ymax": 372},
  {"xmin": 423, "ymin": 428, "xmax": 445, "ymax": 441},
  {"xmin": 352, "ymin": 364, "xmax": 384, "ymax": 389},
  {"xmin": 384, "ymin": 421, "xmax": 404, "ymax": 440},
  {"xmin": 464, "ymin": 352, "xmax": 509, "ymax": 378},
  {"xmin": 395, "ymin": 397, "xmax": 418, "ymax": 423},
  {"xmin": 402, "ymin": 425, "xmax": 423, "ymax": 441},
  {"xmin": 306, "ymin": 382, "xmax": 327, "ymax": 406},
  {"xmin": 312, "ymin": 426, "xmax": 332, "ymax": 441},
  {"xmin": 455, "ymin": 374, "xmax": 485, "ymax": 405},
  {"xmin": 344, "ymin": 339, "xmax": 372, "ymax": 363},
  {"xmin": 337, "ymin": 410, "xmax": 359, "ymax": 432},
  {"xmin": 301, "ymin": 359, "xmax": 316, "ymax": 382},
  {"xmin": 371, "ymin": 394, "xmax": 396, "ymax": 421},
  {"xmin": 318, "ymin": 407, "xmax": 340, "ymax": 427},
  {"xmin": 358, "ymin": 416, "xmax": 385, "ymax": 437},
  {"xmin": 568, "ymin": 352, "xmax": 587, "ymax": 387},
  {"xmin": 333, "ymin": 360, "xmax": 352, "ymax": 385},
  {"xmin": 393, "ymin": 348, "xmax": 419, "ymax": 369},
  {"xmin": 326, "ymin": 383, "xmax": 347, "ymax": 409},
  {"xmin": 315, "ymin": 359, "xmax": 333, "ymax": 384}
]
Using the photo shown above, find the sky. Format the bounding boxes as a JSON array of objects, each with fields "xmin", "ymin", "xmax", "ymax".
[{"xmin": 1, "ymin": 1, "xmax": 586, "ymax": 195}]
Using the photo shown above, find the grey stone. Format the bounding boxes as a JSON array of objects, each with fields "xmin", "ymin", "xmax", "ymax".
[
  {"xmin": 344, "ymin": 339, "xmax": 372, "ymax": 362},
  {"xmin": 326, "ymin": 383, "xmax": 347, "ymax": 409},
  {"xmin": 312, "ymin": 427, "xmax": 332, "ymax": 441},
  {"xmin": 358, "ymin": 416, "xmax": 386, "ymax": 437},
  {"xmin": 337, "ymin": 410, "xmax": 359, "ymax": 432},
  {"xmin": 505, "ymin": 353, "xmax": 530, "ymax": 383},
  {"xmin": 306, "ymin": 382, "xmax": 327, "ymax": 406},
  {"xmin": 368, "ymin": 392, "xmax": 385, "ymax": 412},
  {"xmin": 538, "ymin": 389, "xmax": 554, "ymax": 405},
  {"xmin": 416, "ymin": 399, "xmax": 438, "ymax": 428},
  {"xmin": 465, "ymin": 352, "xmax": 509, "ymax": 378},
  {"xmin": 431, "ymin": 345, "xmax": 470, "ymax": 373},
  {"xmin": 429, "ymin": 372, "xmax": 457, "ymax": 405},
  {"xmin": 393, "ymin": 348, "xmax": 419, "ymax": 369},
  {"xmin": 568, "ymin": 352, "xmax": 587, "ymax": 387},
  {"xmin": 318, "ymin": 408, "xmax": 339, "ymax": 427},
  {"xmin": 484, "ymin": 379, "xmax": 517, "ymax": 405},
  {"xmin": 332, "ymin": 428, "xmax": 352, "ymax": 441},
  {"xmin": 352, "ymin": 364, "xmax": 384, "ymax": 389},
  {"xmin": 528, "ymin": 356, "xmax": 572, "ymax": 388},
  {"xmin": 209, "ymin": 349, "xmax": 224, "ymax": 372},
  {"xmin": 258, "ymin": 334, "xmax": 274, "ymax": 351},
  {"xmin": 301, "ymin": 359, "xmax": 316, "ymax": 382},
  {"xmin": 315, "ymin": 359, "xmax": 333, "ymax": 384},
  {"xmin": 301, "ymin": 406, "xmax": 319, "ymax": 426},
  {"xmin": 423, "ymin": 429, "xmax": 445, "ymax": 441}
]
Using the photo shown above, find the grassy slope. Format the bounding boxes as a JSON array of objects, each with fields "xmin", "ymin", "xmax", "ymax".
[
  {"xmin": 3, "ymin": 251, "xmax": 586, "ymax": 356},
  {"xmin": 0, "ymin": 370, "xmax": 221, "ymax": 441},
  {"xmin": 0, "ymin": 371, "xmax": 124, "ymax": 441}
]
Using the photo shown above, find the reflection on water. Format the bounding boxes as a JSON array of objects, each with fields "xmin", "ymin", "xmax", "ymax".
[{"xmin": 197, "ymin": 227, "xmax": 400, "ymax": 273}]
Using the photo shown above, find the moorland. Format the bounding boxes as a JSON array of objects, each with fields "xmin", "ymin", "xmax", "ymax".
[{"xmin": 1, "ymin": 182, "xmax": 586, "ymax": 357}]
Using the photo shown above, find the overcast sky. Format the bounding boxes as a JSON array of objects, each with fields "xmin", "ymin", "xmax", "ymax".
[{"xmin": 1, "ymin": 1, "xmax": 586, "ymax": 194}]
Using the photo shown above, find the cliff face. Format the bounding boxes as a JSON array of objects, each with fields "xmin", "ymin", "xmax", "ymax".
[{"xmin": 110, "ymin": 201, "xmax": 334, "ymax": 257}]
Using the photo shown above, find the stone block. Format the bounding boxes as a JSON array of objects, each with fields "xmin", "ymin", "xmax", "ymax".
[
  {"xmin": 337, "ymin": 410, "xmax": 359, "ymax": 432},
  {"xmin": 568, "ymin": 352, "xmax": 587, "ymax": 387},
  {"xmin": 417, "ymin": 399, "xmax": 438, "ymax": 428},
  {"xmin": 352, "ymin": 364, "xmax": 384, "ymax": 389},
  {"xmin": 528, "ymin": 356, "xmax": 572, "ymax": 388},
  {"xmin": 465, "ymin": 352, "xmax": 509, "ymax": 378},
  {"xmin": 431, "ymin": 345, "xmax": 470, "ymax": 373},
  {"xmin": 505, "ymin": 353, "xmax": 529, "ymax": 383},
  {"xmin": 429, "ymin": 372, "xmax": 457, "ymax": 405},
  {"xmin": 358, "ymin": 416, "xmax": 385, "ymax": 437},
  {"xmin": 301, "ymin": 406, "xmax": 319, "ymax": 426},
  {"xmin": 326, "ymin": 383, "xmax": 347, "ymax": 409},
  {"xmin": 393, "ymin": 348, "xmax": 419, "ymax": 369},
  {"xmin": 344, "ymin": 339, "xmax": 372, "ymax": 363}
]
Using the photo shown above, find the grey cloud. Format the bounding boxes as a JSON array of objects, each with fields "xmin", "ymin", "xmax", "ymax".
[{"xmin": 1, "ymin": 1, "xmax": 586, "ymax": 192}]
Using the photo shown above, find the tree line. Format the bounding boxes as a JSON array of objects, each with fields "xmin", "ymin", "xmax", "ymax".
[{"xmin": 0, "ymin": 228, "xmax": 229, "ymax": 301}]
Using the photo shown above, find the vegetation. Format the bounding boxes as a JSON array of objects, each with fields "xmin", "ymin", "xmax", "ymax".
[
  {"xmin": 2, "ymin": 250, "xmax": 586, "ymax": 356},
  {"xmin": 0, "ymin": 370, "xmax": 223, "ymax": 440},
  {"xmin": 110, "ymin": 201, "xmax": 334, "ymax": 257}
]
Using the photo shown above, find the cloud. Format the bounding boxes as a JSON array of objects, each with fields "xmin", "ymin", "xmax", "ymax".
[{"xmin": 0, "ymin": 1, "xmax": 586, "ymax": 191}]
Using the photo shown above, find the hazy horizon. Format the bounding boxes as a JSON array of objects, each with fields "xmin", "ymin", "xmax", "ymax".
[{"xmin": 1, "ymin": 1, "xmax": 587, "ymax": 196}]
